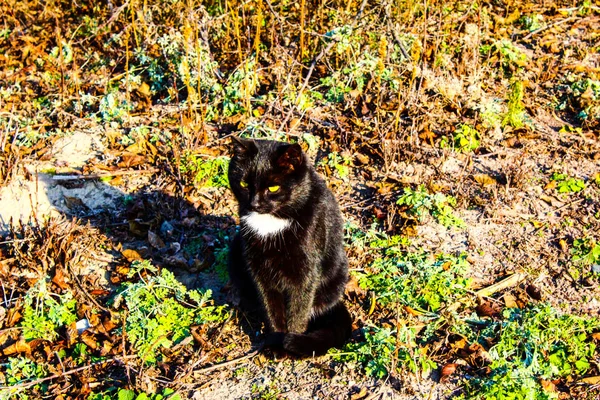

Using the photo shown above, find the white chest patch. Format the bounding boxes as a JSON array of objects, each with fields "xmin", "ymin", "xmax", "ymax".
[{"xmin": 241, "ymin": 212, "xmax": 291, "ymax": 238}]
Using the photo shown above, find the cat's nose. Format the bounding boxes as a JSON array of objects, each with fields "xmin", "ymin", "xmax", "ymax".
[{"xmin": 250, "ymin": 196, "xmax": 260, "ymax": 211}]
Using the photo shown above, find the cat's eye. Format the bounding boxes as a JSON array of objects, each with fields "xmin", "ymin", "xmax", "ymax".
[
  {"xmin": 268, "ymin": 185, "xmax": 280, "ymax": 193},
  {"xmin": 240, "ymin": 181, "xmax": 248, "ymax": 188}
]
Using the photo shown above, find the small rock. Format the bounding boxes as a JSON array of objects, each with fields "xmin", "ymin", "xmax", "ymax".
[
  {"xmin": 76, "ymin": 318, "xmax": 91, "ymax": 334},
  {"xmin": 160, "ymin": 220, "xmax": 175, "ymax": 237},
  {"xmin": 591, "ymin": 264, "xmax": 600, "ymax": 274}
]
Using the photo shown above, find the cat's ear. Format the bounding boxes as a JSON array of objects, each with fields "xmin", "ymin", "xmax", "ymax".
[
  {"xmin": 276, "ymin": 143, "xmax": 304, "ymax": 171},
  {"xmin": 230, "ymin": 136, "xmax": 257, "ymax": 156}
]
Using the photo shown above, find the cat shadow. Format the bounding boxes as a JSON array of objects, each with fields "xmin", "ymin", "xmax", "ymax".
[{"xmin": 21, "ymin": 171, "xmax": 267, "ymax": 350}]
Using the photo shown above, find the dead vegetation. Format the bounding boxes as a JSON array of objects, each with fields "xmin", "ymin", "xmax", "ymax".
[{"xmin": 1, "ymin": 0, "xmax": 600, "ymax": 398}]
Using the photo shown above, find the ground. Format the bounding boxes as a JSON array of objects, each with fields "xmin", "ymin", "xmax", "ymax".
[{"xmin": 0, "ymin": 1, "xmax": 599, "ymax": 399}]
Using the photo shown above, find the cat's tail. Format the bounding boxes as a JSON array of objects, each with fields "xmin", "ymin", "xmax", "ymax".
[{"xmin": 265, "ymin": 302, "xmax": 352, "ymax": 357}]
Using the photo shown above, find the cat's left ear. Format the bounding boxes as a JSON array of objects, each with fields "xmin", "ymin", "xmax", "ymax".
[
  {"xmin": 276, "ymin": 143, "xmax": 304, "ymax": 171},
  {"xmin": 230, "ymin": 136, "xmax": 257, "ymax": 156}
]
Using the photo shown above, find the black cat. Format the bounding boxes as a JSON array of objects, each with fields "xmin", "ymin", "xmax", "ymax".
[{"xmin": 227, "ymin": 137, "xmax": 352, "ymax": 356}]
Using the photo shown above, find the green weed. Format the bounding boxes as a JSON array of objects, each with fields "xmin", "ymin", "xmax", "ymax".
[
  {"xmin": 179, "ymin": 154, "xmax": 229, "ymax": 188},
  {"xmin": 334, "ymin": 325, "xmax": 437, "ymax": 378},
  {"xmin": 323, "ymin": 152, "xmax": 352, "ymax": 180},
  {"xmin": 459, "ymin": 305, "xmax": 600, "ymax": 400},
  {"xmin": 550, "ymin": 172, "xmax": 586, "ymax": 193},
  {"xmin": 356, "ymin": 251, "xmax": 471, "ymax": 312},
  {"xmin": 502, "ymin": 79, "xmax": 528, "ymax": 129},
  {"xmin": 0, "ymin": 358, "xmax": 47, "ymax": 399},
  {"xmin": 441, "ymin": 124, "xmax": 480, "ymax": 152},
  {"xmin": 114, "ymin": 267, "xmax": 229, "ymax": 364},
  {"xmin": 396, "ymin": 185, "xmax": 464, "ymax": 228},
  {"xmin": 571, "ymin": 238, "xmax": 600, "ymax": 277},
  {"xmin": 20, "ymin": 279, "xmax": 78, "ymax": 341}
]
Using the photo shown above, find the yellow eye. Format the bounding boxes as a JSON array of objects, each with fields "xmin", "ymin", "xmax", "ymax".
[
  {"xmin": 240, "ymin": 181, "xmax": 248, "ymax": 188},
  {"xmin": 268, "ymin": 185, "xmax": 280, "ymax": 193}
]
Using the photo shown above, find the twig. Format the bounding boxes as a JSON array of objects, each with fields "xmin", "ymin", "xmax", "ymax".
[
  {"xmin": 52, "ymin": 168, "xmax": 158, "ymax": 181},
  {"xmin": 277, "ymin": 40, "xmax": 337, "ymax": 132},
  {"xmin": 446, "ymin": 272, "xmax": 527, "ymax": 312},
  {"xmin": 474, "ymin": 272, "xmax": 527, "ymax": 298},
  {"xmin": 0, "ymin": 355, "xmax": 138, "ymax": 391},
  {"xmin": 550, "ymin": 197, "xmax": 585, "ymax": 214},
  {"xmin": 193, "ymin": 346, "xmax": 262, "ymax": 375},
  {"xmin": 521, "ymin": 16, "xmax": 578, "ymax": 41}
]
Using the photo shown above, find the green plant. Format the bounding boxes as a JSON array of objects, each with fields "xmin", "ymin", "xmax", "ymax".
[
  {"xmin": 0, "ymin": 358, "xmax": 48, "ymax": 399},
  {"xmin": 441, "ymin": 124, "xmax": 480, "ymax": 152},
  {"xmin": 334, "ymin": 325, "xmax": 437, "ymax": 378},
  {"xmin": 114, "ymin": 267, "xmax": 228, "ymax": 363},
  {"xmin": 179, "ymin": 154, "xmax": 229, "ymax": 188},
  {"xmin": 250, "ymin": 382, "xmax": 280, "ymax": 400},
  {"xmin": 459, "ymin": 305, "xmax": 600, "ymax": 400},
  {"xmin": 502, "ymin": 79, "xmax": 528, "ymax": 129},
  {"xmin": 20, "ymin": 279, "xmax": 78, "ymax": 341},
  {"xmin": 550, "ymin": 172, "xmax": 586, "ymax": 193},
  {"xmin": 323, "ymin": 152, "xmax": 352, "ymax": 180},
  {"xmin": 357, "ymin": 251, "xmax": 471, "ymax": 312},
  {"xmin": 396, "ymin": 185, "xmax": 464, "ymax": 228},
  {"xmin": 571, "ymin": 238, "xmax": 600, "ymax": 270}
]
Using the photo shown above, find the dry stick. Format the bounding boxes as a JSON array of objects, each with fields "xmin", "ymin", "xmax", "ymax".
[
  {"xmin": 446, "ymin": 272, "xmax": 527, "ymax": 312},
  {"xmin": 521, "ymin": 16, "xmax": 578, "ymax": 41},
  {"xmin": 52, "ymin": 168, "xmax": 158, "ymax": 181},
  {"xmin": 193, "ymin": 346, "xmax": 262, "ymax": 375},
  {"xmin": 277, "ymin": 40, "xmax": 337, "ymax": 132},
  {"xmin": 0, "ymin": 355, "xmax": 138, "ymax": 391}
]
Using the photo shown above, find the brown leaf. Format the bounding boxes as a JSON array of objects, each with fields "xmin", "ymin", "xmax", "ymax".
[
  {"xmin": 90, "ymin": 289, "xmax": 110, "ymax": 296},
  {"xmin": 6, "ymin": 307, "xmax": 22, "ymax": 327},
  {"xmin": 473, "ymin": 174, "xmax": 496, "ymax": 186},
  {"xmin": 404, "ymin": 305, "xmax": 423, "ymax": 316},
  {"xmin": 122, "ymin": 249, "xmax": 143, "ymax": 262},
  {"xmin": 148, "ymin": 231, "xmax": 166, "ymax": 250},
  {"xmin": 350, "ymin": 387, "xmax": 368, "ymax": 400},
  {"xmin": 592, "ymin": 332, "xmax": 600, "ymax": 341},
  {"xmin": 579, "ymin": 376, "xmax": 600, "ymax": 384},
  {"xmin": 441, "ymin": 363, "xmax": 458, "ymax": 379},
  {"xmin": 52, "ymin": 268, "xmax": 69, "ymax": 290},
  {"xmin": 540, "ymin": 379, "xmax": 556, "ymax": 393},
  {"xmin": 526, "ymin": 284, "xmax": 542, "ymax": 301},
  {"xmin": 503, "ymin": 293, "xmax": 518, "ymax": 308},
  {"xmin": 81, "ymin": 331, "xmax": 99, "ymax": 350},
  {"xmin": 2, "ymin": 339, "xmax": 31, "ymax": 356},
  {"xmin": 66, "ymin": 321, "xmax": 79, "ymax": 346},
  {"xmin": 544, "ymin": 180, "xmax": 557, "ymax": 191},
  {"xmin": 476, "ymin": 301, "xmax": 501, "ymax": 318}
]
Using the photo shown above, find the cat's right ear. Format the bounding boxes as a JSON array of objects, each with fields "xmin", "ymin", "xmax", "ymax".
[{"xmin": 230, "ymin": 136, "xmax": 257, "ymax": 156}]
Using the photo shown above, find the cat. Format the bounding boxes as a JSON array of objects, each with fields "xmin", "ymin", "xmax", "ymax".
[{"xmin": 227, "ymin": 136, "xmax": 352, "ymax": 356}]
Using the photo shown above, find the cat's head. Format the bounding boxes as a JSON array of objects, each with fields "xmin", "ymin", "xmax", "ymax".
[{"xmin": 228, "ymin": 137, "xmax": 311, "ymax": 218}]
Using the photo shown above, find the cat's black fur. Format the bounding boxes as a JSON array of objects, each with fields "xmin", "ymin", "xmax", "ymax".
[{"xmin": 227, "ymin": 137, "xmax": 351, "ymax": 356}]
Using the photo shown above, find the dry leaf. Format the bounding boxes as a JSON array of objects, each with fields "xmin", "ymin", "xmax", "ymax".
[
  {"xmin": 350, "ymin": 387, "xmax": 368, "ymax": 400},
  {"xmin": 52, "ymin": 268, "xmax": 69, "ymax": 290},
  {"xmin": 540, "ymin": 379, "xmax": 556, "ymax": 393},
  {"xmin": 474, "ymin": 174, "xmax": 496, "ymax": 186},
  {"xmin": 441, "ymin": 363, "xmax": 458, "ymax": 379},
  {"xmin": 148, "ymin": 231, "xmax": 166, "ymax": 250},
  {"xmin": 2, "ymin": 339, "xmax": 31, "ymax": 356},
  {"xmin": 503, "ymin": 293, "xmax": 518, "ymax": 308},
  {"xmin": 122, "ymin": 249, "xmax": 143, "ymax": 261},
  {"xmin": 579, "ymin": 376, "xmax": 600, "ymax": 384}
]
